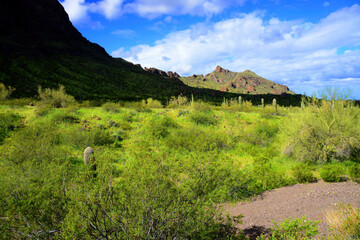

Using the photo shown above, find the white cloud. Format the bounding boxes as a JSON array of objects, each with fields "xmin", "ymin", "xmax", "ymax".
[
  {"xmin": 61, "ymin": 0, "xmax": 89, "ymax": 23},
  {"xmin": 323, "ymin": 2, "xmax": 330, "ymax": 7},
  {"xmin": 112, "ymin": 4, "xmax": 360, "ymax": 97},
  {"xmin": 61, "ymin": 0, "xmax": 247, "ymax": 22},
  {"xmin": 124, "ymin": 0, "xmax": 247, "ymax": 18}
]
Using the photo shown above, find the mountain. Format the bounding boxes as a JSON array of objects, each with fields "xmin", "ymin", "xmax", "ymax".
[
  {"xmin": 0, "ymin": 0, "xmax": 195, "ymax": 101},
  {"xmin": 0, "ymin": 0, "xmax": 301, "ymax": 105},
  {"xmin": 181, "ymin": 66, "xmax": 295, "ymax": 95}
]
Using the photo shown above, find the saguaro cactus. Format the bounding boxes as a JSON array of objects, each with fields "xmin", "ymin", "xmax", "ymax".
[
  {"xmin": 239, "ymin": 96, "xmax": 242, "ymax": 108},
  {"xmin": 84, "ymin": 147, "xmax": 95, "ymax": 165},
  {"xmin": 261, "ymin": 98, "xmax": 265, "ymax": 109},
  {"xmin": 273, "ymin": 98, "xmax": 277, "ymax": 112}
]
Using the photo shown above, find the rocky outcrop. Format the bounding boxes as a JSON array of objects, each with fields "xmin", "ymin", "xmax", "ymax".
[
  {"xmin": 181, "ymin": 66, "xmax": 294, "ymax": 95},
  {"xmin": 167, "ymin": 71, "xmax": 180, "ymax": 79},
  {"xmin": 215, "ymin": 65, "xmax": 230, "ymax": 74}
]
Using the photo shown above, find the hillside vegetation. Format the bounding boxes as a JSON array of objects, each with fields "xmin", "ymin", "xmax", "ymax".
[{"xmin": 0, "ymin": 88, "xmax": 359, "ymax": 239}]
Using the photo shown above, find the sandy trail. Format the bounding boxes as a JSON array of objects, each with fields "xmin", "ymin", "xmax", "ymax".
[{"xmin": 224, "ymin": 180, "xmax": 360, "ymax": 239}]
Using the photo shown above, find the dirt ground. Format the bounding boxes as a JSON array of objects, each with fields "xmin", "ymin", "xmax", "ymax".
[{"xmin": 224, "ymin": 180, "xmax": 360, "ymax": 239}]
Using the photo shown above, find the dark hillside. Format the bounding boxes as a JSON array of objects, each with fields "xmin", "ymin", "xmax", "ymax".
[{"xmin": 0, "ymin": 0, "xmax": 302, "ymax": 105}]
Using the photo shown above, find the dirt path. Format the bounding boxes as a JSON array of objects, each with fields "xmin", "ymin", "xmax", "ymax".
[{"xmin": 224, "ymin": 180, "xmax": 360, "ymax": 239}]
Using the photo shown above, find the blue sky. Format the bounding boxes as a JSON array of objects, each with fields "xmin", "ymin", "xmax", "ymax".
[{"xmin": 60, "ymin": 0, "xmax": 360, "ymax": 99}]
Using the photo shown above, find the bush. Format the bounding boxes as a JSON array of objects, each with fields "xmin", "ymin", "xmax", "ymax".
[
  {"xmin": 320, "ymin": 165, "xmax": 345, "ymax": 182},
  {"xmin": 189, "ymin": 110, "xmax": 217, "ymax": 125},
  {"xmin": 101, "ymin": 101, "xmax": 121, "ymax": 113},
  {"xmin": 144, "ymin": 98, "xmax": 162, "ymax": 108},
  {"xmin": 37, "ymin": 85, "xmax": 76, "ymax": 108},
  {"xmin": 292, "ymin": 163, "xmax": 317, "ymax": 183},
  {"xmin": 348, "ymin": 164, "xmax": 360, "ymax": 182},
  {"xmin": 0, "ymin": 83, "xmax": 15, "ymax": 100},
  {"xmin": 326, "ymin": 204, "xmax": 360, "ymax": 240},
  {"xmin": 0, "ymin": 112, "xmax": 22, "ymax": 144},
  {"xmin": 258, "ymin": 216, "xmax": 319, "ymax": 240},
  {"xmin": 167, "ymin": 95, "xmax": 188, "ymax": 108},
  {"xmin": 279, "ymin": 91, "xmax": 360, "ymax": 163}
]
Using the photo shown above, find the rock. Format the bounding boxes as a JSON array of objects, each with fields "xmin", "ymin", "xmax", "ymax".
[
  {"xmin": 215, "ymin": 65, "xmax": 230, "ymax": 74},
  {"xmin": 29, "ymin": 102, "xmax": 34, "ymax": 106},
  {"xmin": 167, "ymin": 71, "xmax": 180, "ymax": 78},
  {"xmin": 144, "ymin": 67, "xmax": 168, "ymax": 77}
]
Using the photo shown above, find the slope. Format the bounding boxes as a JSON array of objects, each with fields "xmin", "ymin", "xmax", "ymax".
[{"xmin": 181, "ymin": 66, "xmax": 294, "ymax": 95}]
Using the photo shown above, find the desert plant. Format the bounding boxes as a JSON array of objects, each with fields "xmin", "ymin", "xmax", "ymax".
[
  {"xmin": 102, "ymin": 101, "xmax": 121, "ymax": 112},
  {"xmin": 189, "ymin": 110, "xmax": 217, "ymax": 125},
  {"xmin": 348, "ymin": 164, "xmax": 360, "ymax": 182},
  {"xmin": 37, "ymin": 85, "xmax": 76, "ymax": 108},
  {"xmin": 273, "ymin": 98, "xmax": 277, "ymax": 112},
  {"xmin": 320, "ymin": 165, "xmax": 345, "ymax": 182},
  {"xmin": 168, "ymin": 94, "xmax": 188, "ymax": 107},
  {"xmin": 326, "ymin": 204, "xmax": 360, "ymax": 240},
  {"xmin": 261, "ymin": 98, "xmax": 265, "ymax": 109},
  {"xmin": 292, "ymin": 163, "xmax": 317, "ymax": 183},
  {"xmin": 279, "ymin": 89, "xmax": 360, "ymax": 163},
  {"xmin": 0, "ymin": 83, "xmax": 15, "ymax": 100},
  {"xmin": 258, "ymin": 216, "xmax": 319, "ymax": 240}
]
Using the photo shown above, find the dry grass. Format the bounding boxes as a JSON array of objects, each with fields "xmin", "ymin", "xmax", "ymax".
[{"xmin": 325, "ymin": 203, "xmax": 360, "ymax": 240}]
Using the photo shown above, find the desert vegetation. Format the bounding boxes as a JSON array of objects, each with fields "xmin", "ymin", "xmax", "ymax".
[{"xmin": 0, "ymin": 86, "xmax": 359, "ymax": 239}]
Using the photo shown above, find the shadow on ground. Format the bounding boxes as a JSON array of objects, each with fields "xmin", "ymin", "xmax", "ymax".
[{"xmin": 243, "ymin": 225, "xmax": 271, "ymax": 240}]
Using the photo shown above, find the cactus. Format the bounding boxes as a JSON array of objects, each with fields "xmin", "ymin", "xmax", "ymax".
[
  {"xmin": 273, "ymin": 98, "xmax": 277, "ymax": 112},
  {"xmin": 84, "ymin": 147, "xmax": 95, "ymax": 165},
  {"xmin": 239, "ymin": 96, "xmax": 242, "ymax": 108},
  {"xmin": 261, "ymin": 98, "xmax": 264, "ymax": 109},
  {"xmin": 191, "ymin": 94, "xmax": 194, "ymax": 106}
]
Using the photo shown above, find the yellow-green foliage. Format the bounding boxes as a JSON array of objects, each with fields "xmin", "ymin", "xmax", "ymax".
[
  {"xmin": 279, "ymin": 96, "xmax": 360, "ymax": 163},
  {"xmin": 326, "ymin": 204, "xmax": 360, "ymax": 240},
  {"xmin": 0, "ymin": 96, "xmax": 357, "ymax": 239},
  {"xmin": 37, "ymin": 85, "xmax": 76, "ymax": 108},
  {"xmin": 0, "ymin": 83, "xmax": 15, "ymax": 100}
]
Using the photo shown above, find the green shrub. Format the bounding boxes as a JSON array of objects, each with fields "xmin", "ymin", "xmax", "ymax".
[
  {"xmin": 348, "ymin": 164, "xmax": 360, "ymax": 182},
  {"xmin": 258, "ymin": 216, "xmax": 319, "ymax": 240},
  {"xmin": 320, "ymin": 165, "xmax": 345, "ymax": 182},
  {"xmin": 0, "ymin": 83, "xmax": 15, "ymax": 100},
  {"xmin": 292, "ymin": 163, "xmax": 317, "ymax": 183},
  {"xmin": 144, "ymin": 98, "xmax": 163, "ymax": 108},
  {"xmin": 146, "ymin": 115, "xmax": 178, "ymax": 138},
  {"xmin": 189, "ymin": 110, "xmax": 217, "ymax": 125},
  {"xmin": 167, "ymin": 94, "xmax": 188, "ymax": 108},
  {"xmin": 279, "ymin": 91, "xmax": 360, "ymax": 163},
  {"xmin": 37, "ymin": 85, "xmax": 76, "ymax": 108},
  {"xmin": 102, "ymin": 101, "xmax": 121, "ymax": 113},
  {"xmin": 0, "ymin": 112, "xmax": 22, "ymax": 144}
]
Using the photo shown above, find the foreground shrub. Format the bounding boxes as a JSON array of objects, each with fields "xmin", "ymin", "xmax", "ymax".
[
  {"xmin": 37, "ymin": 85, "xmax": 76, "ymax": 108},
  {"xmin": 167, "ymin": 94, "xmax": 188, "ymax": 108},
  {"xmin": 258, "ymin": 216, "xmax": 319, "ymax": 240},
  {"xmin": 279, "ymin": 91, "xmax": 360, "ymax": 163},
  {"xmin": 320, "ymin": 165, "xmax": 345, "ymax": 182},
  {"xmin": 348, "ymin": 164, "xmax": 360, "ymax": 182},
  {"xmin": 292, "ymin": 163, "xmax": 317, "ymax": 183},
  {"xmin": 326, "ymin": 204, "xmax": 360, "ymax": 240},
  {"xmin": 0, "ymin": 112, "xmax": 22, "ymax": 144},
  {"xmin": 189, "ymin": 110, "xmax": 217, "ymax": 125},
  {"xmin": 0, "ymin": 83, "xmax": 15, "ymax": 100},
  {"xmin": 102, "ymin": 101, "xmax": 121, "ymax": 113}
]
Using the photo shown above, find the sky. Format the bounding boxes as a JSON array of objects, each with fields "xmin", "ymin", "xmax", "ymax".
[{"xmin": 59, "ymin": 0, "xmax": 360, "ymax": 99}]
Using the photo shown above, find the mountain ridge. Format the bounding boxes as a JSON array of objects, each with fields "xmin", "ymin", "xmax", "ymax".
[{"xmin": 181, "ymin": 65, "xmax": 294, "ymax": 95}]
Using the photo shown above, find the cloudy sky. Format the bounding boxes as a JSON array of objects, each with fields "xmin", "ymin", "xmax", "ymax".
[{"xmin": 59, "ymin": 0, "xmax": 360, "ymax": 98}]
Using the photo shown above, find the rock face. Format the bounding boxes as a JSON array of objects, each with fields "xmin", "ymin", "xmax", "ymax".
[
  {"xmin": 144, "ymin": 67, "xmax": 180, "ymax": 79},
  {"xmin": 180, "ymin": 66, "xmax": 294, "ymax": 95}
]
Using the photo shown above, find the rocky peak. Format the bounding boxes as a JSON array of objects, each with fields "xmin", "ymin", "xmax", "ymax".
[{"xmin": 215, "ymin": 66, "xmax": 230, "ymax": 74}]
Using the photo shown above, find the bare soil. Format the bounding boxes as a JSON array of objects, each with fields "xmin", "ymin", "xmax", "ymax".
[{"xmin": 224, "ymin": 180, "xmax": 360, "ymax": 239}]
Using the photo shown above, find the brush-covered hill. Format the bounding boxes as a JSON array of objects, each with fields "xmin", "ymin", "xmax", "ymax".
[
  {"xmin": 0, "ymin": 0, "xmax": 196, "ymax": 101},
  {"xmin": 181, "ymin": 66, "xmax": 295, "ymax": 95},
  {"xmin": 0, "ymin": 0, "xmax": 301, "ymax": 105}
]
